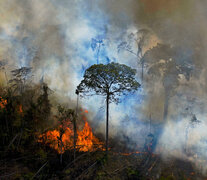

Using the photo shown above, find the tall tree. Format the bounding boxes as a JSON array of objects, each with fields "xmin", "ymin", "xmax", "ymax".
[
  {"xmin": 37, "ymin": 83, "xmax": 52, "ymax": 131},
  {"xmin": 74, "ymin": 89, "xmax": 79, "ymax": 161},
  {"xmin": 8, "ymin": 67, "xmax": 33, "ymax": 148},
  {"xmin": 9, "ymin": 67, "xmax": 32, "ymax": 95},
  {"xmin": 142, "ymin": 43, "xmax": 193, "ymax": 121},
  {"xmin": 91, "ymin": 38, "xmax": 104, "ymax": 64},
  {"xmin": 77, "ymin": 62, "xmax": 140, "ymax": 154},
  {"xmin": 0, "ymin": 60, "xmax": 8, "ymax": 85},
  {"xmin": 118, "ymin": 29, "xmax": 151, "ymax": 81},
  {"xmin": 56, "ymin": 105, "xmax": 74, "ymax": 165}
]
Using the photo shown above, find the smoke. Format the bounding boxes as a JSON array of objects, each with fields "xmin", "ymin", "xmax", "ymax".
[{"xmin": 1, "ymin": 0, "xmax": 207, "ymax": 173}]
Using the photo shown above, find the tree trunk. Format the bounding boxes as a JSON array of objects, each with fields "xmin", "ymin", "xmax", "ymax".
[
  {"xmin": 106, "ymin": 93, "xmax": 109, "ymax": 154},
  {"xmin": 97, "ymin": 43, "xmax": 101, "ymax": 64},
  {"xmin": 59, "ymin": 132, "xmax": 63, "ymax": 165},
  {"xmin": 141, "ymin": 61, "xmax": 144, "ymax": 82},
  {"xmin": 73, "ymin": 117, "xmax": 77, "ymax": 161},
  {"xmin": 4, "ymin": 71, "xmax": 8, "ymax": 85},
  {"xmin": 163, "ymin": 93, "xmax": 169, "ymax": 121},
  {"xmin": 185, "ymin": 125, "xmax": 190, "ymax": 154},
  {"xmin": 60, "ymin": 141, "xmax": 63, "ymax": 165},
  {"xmin": 74, "ymin": 93, "xmax": 79, "ymax": 161},
  {"xmin": 138, "ymin": 47, "xmax": 143, "ymax": 83}
]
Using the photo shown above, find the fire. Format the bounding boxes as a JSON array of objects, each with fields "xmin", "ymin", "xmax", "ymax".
[
  {"xmin": 19, "ymin": 104, "xmax": 23, "ymax": 114},
  {"xmin": 76, "ymin": 117, "xmax": 103, "ymax": 152},
  {"xmin": 0, "ymin": 96, "xmax": 7, "ymax": 109},
  {"xmin": 39, "ymin": 110, "xmax": 104, "ymax": 153},
  {"xmin": 0, "ymin": 97, "xmax": 23, "ymax": 115}
]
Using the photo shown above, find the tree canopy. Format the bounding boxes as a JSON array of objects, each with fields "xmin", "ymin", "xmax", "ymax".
[{"xmin": 77, "ymin": 62, "xmax": 140, "ymax": 103}]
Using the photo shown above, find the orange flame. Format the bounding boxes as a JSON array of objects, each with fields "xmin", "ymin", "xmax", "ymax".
[
  {"xmin": 19, "ymin": 104, "xmax": 23, "ymax": 114},
  {"xmin": 38, "ymin": 110, "xmax": 104, "ymax": 153},
  {"xmin": 76, "ymin": 118, "xmax": 103, "ymax": 152},
  {"xmin": 0, "ymin": 97, "xmax": 7, "ymax": 109}
]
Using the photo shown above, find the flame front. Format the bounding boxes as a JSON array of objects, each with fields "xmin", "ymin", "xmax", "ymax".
[
  {"xmin": 0, "ymin": 97, "xmax": 7, "ymax": 109},
  {"xmin": 76, "ymin": 118, "xmax": 103, "ymax": 152},
  {"xmin": 39, "ymin": 111, "xmax": 104, "ymax": 153}
]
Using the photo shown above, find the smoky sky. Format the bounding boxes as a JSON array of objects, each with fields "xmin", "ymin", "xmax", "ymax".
[{"xmin": 1, "ymin": 0, "xmax": 207, "ymax": 173}]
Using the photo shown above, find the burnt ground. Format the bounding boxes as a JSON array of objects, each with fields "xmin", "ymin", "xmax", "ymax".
[
  {"xmin": 57, "ymin": 151, "xmax": 207, "ymax": 179},
  {"xmin": 1, "ymin": 146, "xmax": 207, "ymax": 179}
]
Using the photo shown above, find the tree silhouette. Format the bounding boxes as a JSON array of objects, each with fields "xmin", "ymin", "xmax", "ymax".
[
  {"xmin": 118, "ymin": 29, "xmax": 151, "ymax": 81},
  {"xmin": 142, "ymin": 43, "xmax": 193, "ymax": 121},
  {"xmin": 0, "ymin": 60, "xmax": 8, "ymax": 84},
  {"xmin": 56, "ymin": 105, "xmax": 74, "ymax": 165},
  {"xmin": 9, "ymin": 67, "xmax": 32, "ymax": 94},
  {"xmin": 77, "ymin": 62, "xmax": 140, "ymax": 154}
]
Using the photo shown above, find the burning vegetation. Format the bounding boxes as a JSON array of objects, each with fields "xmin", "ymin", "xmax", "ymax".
[
  {"xmin": 0, "ymin": 2, "xmax": 207, "ymax": 177},
  {"xmin": 38, "ymin": 110, "xmax": 104, "ymax": 153},
  {"xmin": 0, "ymin": 64, "xmax": 206, "ymax": 179},
  {"xmin": 0, "ymin": 96, "xmax": 7, "ymax": 109}
]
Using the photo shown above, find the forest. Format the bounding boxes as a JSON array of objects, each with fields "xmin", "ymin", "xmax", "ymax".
[
  {"xmin": 1, "ymin": 0, "xmax": 207, "ymax": 179},
  {"xmin": 0, "ymin": 43, "xmax": 205, "ymax": 180}
]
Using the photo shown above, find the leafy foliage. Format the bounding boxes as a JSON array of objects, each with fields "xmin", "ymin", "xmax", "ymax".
[{"xmin": 77, "ymin": 62, "xmax": 140, "ymax": 103}]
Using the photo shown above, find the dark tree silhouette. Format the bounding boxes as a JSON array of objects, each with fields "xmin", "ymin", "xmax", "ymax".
[
  {"xmin": 37, "ymin": 83, "xmax": 52, "ymax": 131},
  {"xmin": 0, "ymin": 60, "xmax": 8, "ymax": 84},
  {"xmin": 142, "ymin": 43, "xmax": 193, "ymax": 121},
  {"xmin": 118, "ymin": 29, "xmax": 151, "ymax": 81},
  {"xmin": 56, "ymin": 105, "xmax": 74, "ymax": 165},
  {"xmin": 9, "ymin": 67, "xmax": 32, "ymax": 94},
  {"xmin": 77, "ymin": 62, "xmax": 140, "ymax": 154}
]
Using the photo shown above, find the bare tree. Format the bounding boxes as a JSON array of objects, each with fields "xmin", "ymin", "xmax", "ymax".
[
  {"xmin": 0, "ymin": 60, "xmax": 8, "ymax": 85},
  {"xmin": 91, "ymin": 38, "xmax": 105, "ymax": 64},
  {"xmin": 143, "ymin": 44, "xmax": 193, "ymax": 121},
  {"xmin": 118, "ymin": 29, "xmax": 151, "ymax": 82},
  {"xmin": 9, "ymin": 67, "xmax": 32, "ymax": 95}
]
